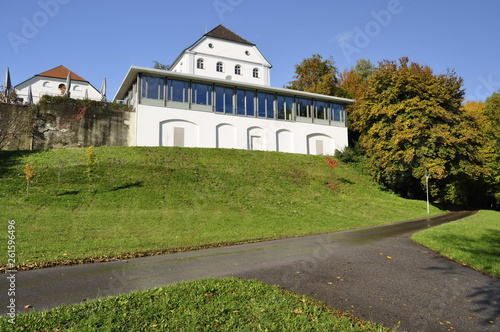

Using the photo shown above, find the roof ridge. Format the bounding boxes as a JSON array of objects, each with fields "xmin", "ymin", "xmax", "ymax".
[
  {"xmin": 204, "ymin": 25, "xmax": 254, "ymax": 45},
  {"xmin": 36, "ymin": 65, "xmax": 88, "ymax": 82}
]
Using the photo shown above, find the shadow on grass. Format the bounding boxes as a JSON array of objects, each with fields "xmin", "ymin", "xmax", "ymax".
[
  {"xmin": 338, "ymin": 177, "xmax": 355, "ymax": 185},
  {"xmin": 0, "ymin": 150, "xmax": 41, "ymax": 177},
  {"xmin": 57, "ymin": 190, "xmax": 80, "ymax": 196},
  {"xmin": 110, "ymin": 181, "xmax": 143, "ymax": 192}
]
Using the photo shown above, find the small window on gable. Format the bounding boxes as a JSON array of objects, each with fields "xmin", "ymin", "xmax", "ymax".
[
  {"xmin": 197, "ymin": 58, "xmax": 204, "ymax": 69},
  {"xmin": 43, "ymin": 81, "xmax": 52, "ymax": 88},
  {"xmin": 235, "ymin": 65, "xmax": 241, "ymax": 75},
  {"xmin": 73, "ymin": 85, "xmax": 82, "ymax": 92},
  {"xmin": 216, "ymin": 62, "xmax": 224, "ymax": 73},
  {"xmin": 253, "ymin": 68, "xmax": 259, "ymax": 78}
]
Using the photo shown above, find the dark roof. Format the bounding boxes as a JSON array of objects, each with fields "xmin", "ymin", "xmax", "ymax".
[
  {"xmin": 36, "ymin": 65, "xmax": 87, "ymax": 82},
  {"xmin": 204, "ymin": 25, "xmax": 254, "ymax": 45}
]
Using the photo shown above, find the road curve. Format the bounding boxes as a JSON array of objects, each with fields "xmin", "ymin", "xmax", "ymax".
[{"xmin": 2, "ymin": 210, "xmax": 498, "ymax": 331}]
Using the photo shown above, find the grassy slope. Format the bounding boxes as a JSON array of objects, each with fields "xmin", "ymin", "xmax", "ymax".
[
  {"xmin": 0, "ymin": 147, "xmax": 440, "ymax": 269},
  {"xmin": 0, "ymin": 278, "xmax": 391, "ymax": 331},
  {"xmin": 412, "ymin": 210, "xmax": 500, "ymax": 277}
]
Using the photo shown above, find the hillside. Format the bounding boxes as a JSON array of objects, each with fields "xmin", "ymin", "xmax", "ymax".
[{"xmin": 0, "ymin": 147, "xmax": 440, "ymax": 269}]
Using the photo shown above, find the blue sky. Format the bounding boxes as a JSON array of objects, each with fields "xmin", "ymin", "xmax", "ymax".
[{"xmin": 1, "ymin": 0, "xmax": 499, "ymax": 101}]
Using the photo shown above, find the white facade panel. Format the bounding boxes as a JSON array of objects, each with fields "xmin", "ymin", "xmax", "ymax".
[{"xmin": 135, "ymin": 105, "xmax": 348, "ymax": 155}]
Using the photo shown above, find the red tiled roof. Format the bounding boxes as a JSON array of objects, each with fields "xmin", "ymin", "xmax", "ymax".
[
  {"xmin": 204, "ymin": 25, "xmax": 254, "ymax": 45},
  {"xmin": 36, "ymin": 65, "xmax": 87, "ymax": 82}
]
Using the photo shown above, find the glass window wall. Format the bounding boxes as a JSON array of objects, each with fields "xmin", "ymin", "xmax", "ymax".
[
  {"xmin": 192, "ymin": 83, "xmax": 212, "ymax": 105},
  {"xmin": 167, "ymin": 79, "xmax": 189, "ymax": 103}
]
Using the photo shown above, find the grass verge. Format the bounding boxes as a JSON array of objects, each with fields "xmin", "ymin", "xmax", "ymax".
[
  {"xmin": 0, "ymin": 147, "xmax": 440, "ymax": 270},
  {"xmin": 0, "ymin": 278, "xmax": 392, "ymax": 331},
  {"xmin": 412, "ymin": 210, "xmax": 500, "ymax": 277}
]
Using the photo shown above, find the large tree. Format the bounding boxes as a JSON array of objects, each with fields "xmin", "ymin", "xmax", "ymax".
[
  {"xmin": 286, "ymin": 54, "xmax": 340, "ymax": 96},
  {"xmin": 350, "ymin": 57, "xmax": 486, "ymax": 206},
  {"xmin": 484, "ymin": 92, "xmax": 500, "ymax": 208}
]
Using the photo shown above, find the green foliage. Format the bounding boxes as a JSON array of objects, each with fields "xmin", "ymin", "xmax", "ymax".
[
  {"xmin": 484, "ymin": 92, "xmax": 500, "ymax": 208},
  {"xmin": 0, "ymin": 278, "xmax": 391, "ymax": 331},
  {"xmin": 38, "ymin": 95, "xmax": 131, "ymax": 113},
  {"xmin": 412, "ymin": 210, "xmax": 500, "ymax": 277},
  {"xmin": 286, "ymin": 54, "xmax": 341, "ymax": 96},
  {"xmin": 350, "ymin": 57, "xmax": 486, "ymax": 206}
]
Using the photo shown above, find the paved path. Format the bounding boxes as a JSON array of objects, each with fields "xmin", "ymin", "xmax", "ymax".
[{"xmin": 1, "ymin": 211, "xmax": 499, "ymax": 331}]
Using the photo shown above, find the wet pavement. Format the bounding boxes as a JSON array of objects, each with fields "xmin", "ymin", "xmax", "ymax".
[{"xmin": 1, "ymin": 210, "xmax": 499, "ymax": 331}]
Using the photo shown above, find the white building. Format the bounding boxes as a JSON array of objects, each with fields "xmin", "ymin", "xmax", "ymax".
[
  {"xmin": 170, "ymin": 25, "xmax": 272, "ymax": 86},
  {"xmin": 114, "ymin": 26, "xmax": 352, "ymax": 155},
  {"xmin": 15, "ymin": 65, "xmax": 102, "ymax": 103}
]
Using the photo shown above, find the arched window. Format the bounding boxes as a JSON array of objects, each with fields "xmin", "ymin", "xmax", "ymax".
[
  {"xmin": 197, "ymin": 58, "xmax": 204, "ymax": 69},
  {"xmin": 253, "ymin": 68, "xmax": 259, "ymax": 78},
  {"xmin": 43, "ymin": 81, "xmax": 52, "ymax": 88},
  {"xmin": 235, "ymin": 65, "xmax": 241, "ymax": 75},
  {"xmin": 216, "ymin": 62, "xmax": 224, "ymax": 73}
]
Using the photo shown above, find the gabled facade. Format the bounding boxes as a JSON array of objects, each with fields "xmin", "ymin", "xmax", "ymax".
[
  {"xmin": 114, "ymin": 26, "xmax": 352, "ymax": 155},
  {"xmin": 15, "ymin": 65, "xmax": 101, "ymax": 103},
  {"xmin": 170, "ymin": 25, "xmax": 272, "ymax": 86}
]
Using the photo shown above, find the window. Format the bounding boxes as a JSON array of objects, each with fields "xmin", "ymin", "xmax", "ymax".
[
  {"xmin": 277, "ymin": 95, "xmax": 294, "ymax": 120},
  {"xmin": 253, "ymin": 68, "xmax": 259, "ymax": 78},
  {"xmin": 192, "ymin": 82, "xmax": 212, "ymax": 105},
  {"xmin": 197, "ymin": 58, "xmax": 204, "ymax": 69},
  {"xmin": 297, "ymin": 98, "xmax": 312, "ymax": 117},
  {"xmin": 167, "ymin": 79, "xmax": 189, "ymax": 103},
  {"xmin": 142, "ymin": 76, "xmax": 165, "ymax": 100},
  {"xmin": 257, "ymin": 92, "xmax": 275, "ymax": 118},
  {"xmin": 215, "ymin": 86, "xmax": 234, "ymax": 114},
  {"xmin": 315, "ymin": 101, "xmax": 328, "ymax": 120},
  {"xmin": 43, "ymin": 81, "xmax": 52, "ymax": 88},
  {"xmin": 236, "ymin": 89, "xmax": 255, "ymax": 116},
  {"xmin": 235, "ymin": 65, "xmax": 241, "ymax": 75},
  {"xmin": 216, "ymin": 62, "xmax": 224, "ymax": 72},
  {"xmin": 332, "ymin": 104, "xmax": 346, "ymax": 122}
]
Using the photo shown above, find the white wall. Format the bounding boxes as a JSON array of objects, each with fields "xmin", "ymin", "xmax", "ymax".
[
  {"xmin": 134, "ymin": 105, "xmax": 348, "ymax": 155},
  {"xmin": 172, "ymin": 37, "xmax": 271, "ymax": 86},
  {"xmin": 15, "ymin": 77, "xmax": 102, "ymax": 103}
]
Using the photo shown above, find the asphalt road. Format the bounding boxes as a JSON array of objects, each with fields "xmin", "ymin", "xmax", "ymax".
[{"xmin": 1, "ymin": 210, "xmax": 499, "ymax": 331}]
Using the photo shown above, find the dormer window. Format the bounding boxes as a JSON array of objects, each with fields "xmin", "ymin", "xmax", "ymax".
[
  {"xmin": 216, "ymin": 62, "xmax": 224, "ymax": 73},
  {"xmin": 197, "ymin": 58, "xmax": 204, "ymax": 69},
  {"xmin": 235, "ymin": 65, "xmax": 241, "ymax": 75},
  {"xmin": 253, "ymin": 68, "xmax": 259, "ymax": 78}
]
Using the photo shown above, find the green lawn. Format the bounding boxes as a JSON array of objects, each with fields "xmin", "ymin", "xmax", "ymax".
[
  {"xmin": 412, "ymin": 210, "xmax": 500, "ymax": 277},
  {"xmin": 0, "ymin": 278, "xmax": 391, "ymax": 332},
  {"xmin": 0, "ymin": 146, "xmax": 440, "ymax": 270}
]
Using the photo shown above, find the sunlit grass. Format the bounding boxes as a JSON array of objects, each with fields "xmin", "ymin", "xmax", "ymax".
[
  {"xmin": 0, "ymin": 278, "xmax": 392, "ymax": 332},
  {"xmin": 412, "ymin": 210, "xmax": 500, "ymax": 277},
  {"xmin": 0, "ymin": 147, "xmax": 440, "ymax": 269}
]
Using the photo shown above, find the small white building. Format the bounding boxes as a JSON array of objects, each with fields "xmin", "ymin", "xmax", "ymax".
[
  {"xmin": 114, "ymin": 26, "xmax": 352, "ymax": 155},
  {"xmin": 15, "ymin": 65, "xmax": 102, "ymax": 103}
]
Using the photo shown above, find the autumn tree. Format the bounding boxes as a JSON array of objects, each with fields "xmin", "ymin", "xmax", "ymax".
[
  {"xmin": 286, "ymin": 54, "xmax": 340, "ymax": 96},
  {"xmin": 350, "ymin": 57, "xmax": 486, "ymax": 206},
  {"xmin": 338, "ymin": 59, "xmax": 375, "ymax": 100},
  {"xmin": 484, "ymin": 92, "xmax": 500, "ymax": 208}
]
